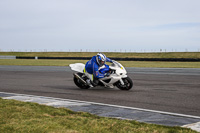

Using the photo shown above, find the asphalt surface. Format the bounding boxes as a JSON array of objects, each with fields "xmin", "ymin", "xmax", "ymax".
[{"xmin": 0, "ymin": 65, "xmax": 200, "ymax": 117}]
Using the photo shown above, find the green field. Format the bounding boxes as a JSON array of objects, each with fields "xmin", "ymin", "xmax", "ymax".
[
  {"xmin": 1, "ymin": 59, "xmax": 200, "ymax": 68},
  {"xmin": 0, "ymin": 52, "xmax": 200, "ymax": 68},
  {"xmin": 0, "ymin": 98, "xmax": 196, "ymax": 133}
]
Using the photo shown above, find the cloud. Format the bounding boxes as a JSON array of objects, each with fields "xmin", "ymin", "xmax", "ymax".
[{"xmin": 0, "ymin": 0, "xmax": 200, "ymax": 51}]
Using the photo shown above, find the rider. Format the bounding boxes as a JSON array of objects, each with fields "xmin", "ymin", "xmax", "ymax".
[{"xmin": 85, "ymin": 53, "xmax": 113, "ymax": 86}]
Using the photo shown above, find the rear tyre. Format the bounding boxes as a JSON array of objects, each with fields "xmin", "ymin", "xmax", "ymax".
[
  {"xmin": 73, "ymin": 73, "xmax": 90, "ymax": 89},
  {"xmin": 116, "ymin": 77, "xmax": 133, "ymax": 90}
]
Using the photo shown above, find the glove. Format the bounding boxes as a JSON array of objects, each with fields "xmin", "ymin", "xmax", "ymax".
[{"xmin": 105, "ymin": 72, "xmax": 110, "ymax": 77}]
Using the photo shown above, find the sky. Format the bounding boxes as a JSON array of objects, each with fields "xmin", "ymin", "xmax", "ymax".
[{"xmin": 0, "ymin": 0, "xmax": 200, "ymax": 52}]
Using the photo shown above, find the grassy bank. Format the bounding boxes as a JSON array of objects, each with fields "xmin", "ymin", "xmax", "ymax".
[
  {"xmin": 1, "ymin": 52, "xmax": 200, "ymax": 68},
  {"xmin": 1, "ymin": 52, "xmax": 200, "ymax": 58},
  {"xmin": 0, "ymin": 98, "xmax": 196, "ymax": 133},
  {"xmin": 1, "ymin": 59, "xmax": 200, "ymax": 68}
]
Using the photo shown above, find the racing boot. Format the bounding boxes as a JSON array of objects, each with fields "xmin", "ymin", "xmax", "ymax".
[
  {"xmin": 86, "ymin": 79, "xmax": 93, "ymax": 87},
  {"xmin": 91, "ymin": 78, "xmax": 99, "ymax": 87}
]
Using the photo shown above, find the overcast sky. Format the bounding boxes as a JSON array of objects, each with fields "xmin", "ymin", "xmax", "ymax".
[{"xmin": 0, "ymin": 0, "xmax": 200, "ymax": 52}]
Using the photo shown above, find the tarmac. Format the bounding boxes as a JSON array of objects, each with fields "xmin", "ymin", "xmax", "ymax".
[{"xmin": 1, "ymin": 92, "xmax": 200, "ymax": 132}]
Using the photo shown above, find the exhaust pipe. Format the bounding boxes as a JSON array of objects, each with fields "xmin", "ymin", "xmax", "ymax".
[{"xmin": 73, "ymin": 73, "xmax": 87, "ymax": 84}]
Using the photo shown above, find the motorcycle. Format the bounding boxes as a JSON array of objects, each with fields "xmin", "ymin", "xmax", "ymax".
[{"xmin": 69, "ymin": 60, "xmax": 133, "ymax": 90}]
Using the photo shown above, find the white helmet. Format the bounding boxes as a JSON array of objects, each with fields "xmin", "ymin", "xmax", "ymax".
[{"xmin": 96, "ymin": 53, "xmax": 106, "ymax": 66}]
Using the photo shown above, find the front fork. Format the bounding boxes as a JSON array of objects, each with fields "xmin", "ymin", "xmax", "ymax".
[
  {"xmin": 119, "ymin": 78, "xmax": 125, "ymax": 85},
  {"xmin": 118, "ymin": 75, "xmax": 128, "ymax": 86}
]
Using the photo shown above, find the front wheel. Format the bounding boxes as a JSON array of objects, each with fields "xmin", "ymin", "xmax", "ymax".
[{"xmin": 116, "ymin": 77, "xmax": 133, "ymax": 90}]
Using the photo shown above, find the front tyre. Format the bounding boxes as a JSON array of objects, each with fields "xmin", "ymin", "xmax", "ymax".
[
  {"xmin": 116, "ymin": 77, "xmax": 133, "ymax": 90},
  {"xmin": 73, "ymin": 73, "xmax": 90, "ymax": 89}
]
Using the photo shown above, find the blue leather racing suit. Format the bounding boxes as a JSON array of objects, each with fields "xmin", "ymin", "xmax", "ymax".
[{"xmin": 85, "ymin": 56, "xmax": 112, "ymax": 79}]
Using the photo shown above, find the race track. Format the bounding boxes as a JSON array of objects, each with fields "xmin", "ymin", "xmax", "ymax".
[{"xmin": 0, "ymin": 65, "xmax": 200, "ymax": 116}]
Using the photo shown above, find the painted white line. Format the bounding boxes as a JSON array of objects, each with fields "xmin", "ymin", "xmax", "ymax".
[
  {"xmin": 1, "ymin": 91, "xmax": 200, "ymax": 119},
  {"xmin": 46, "ymin": 101, "xmax": 90, "ymax": 106},
  {"xmin": 182, "ymin": 122, "xmax": 200, "ymax": 132}
]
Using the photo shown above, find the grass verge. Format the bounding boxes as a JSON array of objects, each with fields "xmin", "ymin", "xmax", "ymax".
[
  {"xmin": 1, "ymin": 59, "xmax": 200, "ymax": 68},
  {"xmin": 0, "ymin": 98, "xmax": 196, "ymax": 133}
]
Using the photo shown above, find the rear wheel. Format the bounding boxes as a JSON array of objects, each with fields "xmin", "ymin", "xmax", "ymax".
[
  {"xmin": 73, "ymin": 73, "xmax": 90, "ymax": 89},
  {"xmin": 116, "ymin": 77, "xmax": 133, "ymax": 90}
]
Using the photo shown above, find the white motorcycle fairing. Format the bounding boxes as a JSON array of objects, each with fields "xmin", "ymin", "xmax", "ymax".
[{"xmin": 69, "ymin": 63, "xmax": 85, "ymax": 73}]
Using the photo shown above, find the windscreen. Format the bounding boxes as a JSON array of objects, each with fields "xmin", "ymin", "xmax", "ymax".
[{"xmin": 111, "ymin": 61, "xmax": 122, "ymax": 68}]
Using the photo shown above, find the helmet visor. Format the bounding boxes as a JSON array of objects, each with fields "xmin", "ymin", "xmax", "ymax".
[{"xmin": 101, "ymin": 61, "xmax": 105, "ymax": 65}]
